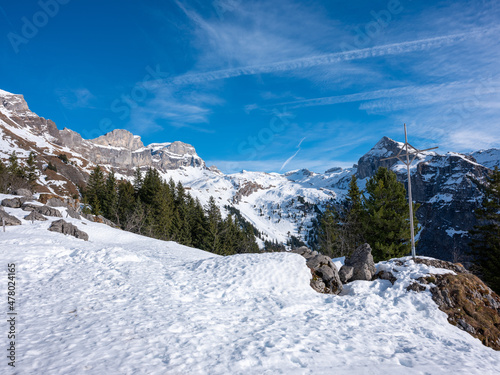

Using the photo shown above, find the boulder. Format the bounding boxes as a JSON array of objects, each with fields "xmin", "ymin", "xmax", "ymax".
[
  {"xmin": 24, "ymin": 211, "xmax": 48, "ymax": 222},
  {"xmin": 0, "ymin": 210, "xmax": 22, "ymax": 226},
  {"xmin": 339, "ymin": 266, "xmax": 354, "ymax": 284},
  {"xmin": 342, "ymin": 243, "xmax": 376, "ymax": 282},
  {"xmin": 21, "ymin": 203, "xmax": 62, "ymax": 217},
  {"xmin": 39, "ymin": 194, "xmax": 78, "ymax": 209},
  {"xmin": 292, "ymin": 247, "xmax": 342, "ymax": 294},
  {"xmin": 65, "ymin": 207, "xmax": 81, "ymax": 219},
  {"xmin": 48, "ymin": 219, "xmax": 88, "ymax": 241},
  {"xmin": 13, "ymin": 188, "xmax": 33, "ymax": 198},
  {"xmin": 1, "ymin": 197, "xmax": 27, "ymax": 208},
  {"xmin": 373, "ymin": 270, "xmax": 397, "ymax": 285}
]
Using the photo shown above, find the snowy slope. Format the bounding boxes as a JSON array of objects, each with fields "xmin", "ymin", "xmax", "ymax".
[
  {"xmin": 1, "ymin": 194, "xmax": 499, "ymax": 374},
  {"xmin": 471, "ymin": 148, "xmax": 500, "ymax": 169}
]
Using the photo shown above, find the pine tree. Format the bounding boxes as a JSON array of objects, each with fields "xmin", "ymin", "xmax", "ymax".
[
  {"xmin": 102, "ymin": 172, "xmax": 118, "ymax": 222},
  {"xmin": 117, "ymin": 180, "xmax": 136, "ymax": 226},
  {"xmin": 133, "ymin": 167, "xmax": 143, "ymax": 193},
  {"xmin": 8, "ymin": 152, "xmax": 24, "ymax": 178},
  {"xmin": 26, "ymin": 152, "xmax": 37, "ymax": 184},
  {"xmin": 362, "ymin": 167, "xmax": 419, "ymax": 262},
  {"xmin": 470, "ymin": 167, "xmax": 500, "ymax": 293},
  {"xmin": 86, "ymin": 166, "xmax": 106, "ymax": 215},
  {"xmin": 206, "ymin": 196, "xmax": 224, "ymax": 254},
  {"xmin": 318, "ymin": 205, "xmax": 339, "ymax": 257}
]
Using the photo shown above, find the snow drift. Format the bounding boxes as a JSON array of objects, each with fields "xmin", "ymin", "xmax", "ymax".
[{"xmin": 0, "ymin": 194, "xmax": 499, "ymax": 374}]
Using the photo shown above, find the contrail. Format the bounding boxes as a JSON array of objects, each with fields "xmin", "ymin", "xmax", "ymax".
[
  {"xmin": 168, "ymin": 29, "xmax": 487, "ymax": 86},
  {"xmin": 280, "ymin": 148, "xmax": 301, "ymax": 172},
  {"xmin": 280, "ymin": 137, "xmax": 306, "ymax": 171}
]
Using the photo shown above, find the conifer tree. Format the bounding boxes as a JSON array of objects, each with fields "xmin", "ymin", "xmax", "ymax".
[
  {"xmin": 103, "ymin": 172, "xmax": 118, "ymax": 221},
  {"xmin": 206, "ymin": 196, "xmax": 224, "ymax": 254},
  {"xmin": 362, "ymin": 167, "xmax": 419, "ymax": 262},
  {"xmin": 133, "ymin": 167, "xmax": 143, "ymax": 193},
  {"xmin": 318, "ymin": 205, "xmax": 339, "ymax": 257},
  {"xmin": 8, "ymin": 152, "xmax": 24, "ymax": 178},
  {"xmin": 26, "ymin": 152, "xmax": 37, "ymax": 184},
  {"xmin": 86, "ymin": 166, "xmax": 106, "ymax": 215},
  {"xmin": 470, "ymin": 166, "xmax": 500, "ymax": 293},
  {"xmin": 117, "ymin": 180, "xmax": 136, "ymax": 226}
]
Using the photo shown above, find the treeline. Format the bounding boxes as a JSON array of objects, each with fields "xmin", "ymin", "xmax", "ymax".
[
  {"xmin": 0, "ymin": 152, "xmax": 37, "ymax": 193},
  {"xmin": 83, "ymin": 166, "xmax": 259, "ymax": 255},
  {"xmin": 316, "ymin": 167, "xmax": 419, "ymax": 262},
  {"xmin": 470, "ymin": 166, "xmax": 500, "ymax": 294}
]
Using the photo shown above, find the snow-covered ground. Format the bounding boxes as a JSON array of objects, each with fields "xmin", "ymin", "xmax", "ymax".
[{"xmin": 1, "ymin": 195, "xmax": 499, "ymax": 374}]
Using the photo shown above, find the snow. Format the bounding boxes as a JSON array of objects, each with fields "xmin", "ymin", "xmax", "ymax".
[
  {"xmin": 471, "ymin": 148, "xmax": 500, "ymax": 169},
  {"xmin": 0, "ymin": 88, "xmax": 16, "ymax": 96},
  {"xmin": 446, "ymin": 229, "xmax": 468, "ymax": 237},
  {"xmin": 1, "ymin": 196, "xmax": 499, "ymax": 374}
]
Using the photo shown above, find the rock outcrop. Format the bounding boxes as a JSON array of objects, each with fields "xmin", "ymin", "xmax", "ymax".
[
  {"xmin": 1, "ymin": 197, "xmax": 27, "ymax": 208},
  {"xmin": 340, "ymin": 243, "xmax": 376, "ymax": 283},
  {"xmin": 48, "ymin": 219, "xmax": 89, "ymax": 241},
  {"xmin": 0, "ymin": 209, "xmax": 21, "ymax": 226},
  {"xmin": 355, "ymin": 136, "xmax": 491, "ymax": 261},
  {"xmin": 22, "ymin": 203, "xmax": 62, "ymax": 217},
  {"xmin": 292, "ymin": 246, "xmax": 342, "ymax": 294},
  {"xmin": 24, "ymin": 211, "xmax": 48, "ymax": 221},
  {"xmin": 406, "ymin": 258, "xmax": 500, "ymax": 351}
]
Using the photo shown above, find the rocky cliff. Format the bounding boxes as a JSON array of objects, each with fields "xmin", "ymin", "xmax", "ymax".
[{"xmin": 355, "ymin": 137, "xmax": 490, "ymax": 262}]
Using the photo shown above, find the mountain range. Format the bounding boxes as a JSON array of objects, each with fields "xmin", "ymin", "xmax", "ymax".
[{"xmin": 1, "ymin": 88, "xmax": 499, "ymax": 261}]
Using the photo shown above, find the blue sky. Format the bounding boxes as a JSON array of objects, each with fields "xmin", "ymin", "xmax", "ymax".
[{"xmin": 1, "ymin": 0, "xmax": 499, "ymax": 173}]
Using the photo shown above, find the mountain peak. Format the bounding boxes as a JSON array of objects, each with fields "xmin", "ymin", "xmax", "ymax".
[
  {"xmin": 0, "ymin": 89, "xmax": 31, "ymax": 115},
  {"xmin": 92, "ymin": 129, "xmax": 144, "ymax": 150}
]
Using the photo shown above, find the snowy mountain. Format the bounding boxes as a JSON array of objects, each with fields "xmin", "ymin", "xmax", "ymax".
[
  {"xmin": 1, "ymin": 194, "xmax": 499, "ymax": 373},
  {"xmin": 470, "ymin": 148, "xmax": 500, "ymax": 169},
  {"xmin": 1, "ymin": 88, "xmax": 500, "ymax": 261}
]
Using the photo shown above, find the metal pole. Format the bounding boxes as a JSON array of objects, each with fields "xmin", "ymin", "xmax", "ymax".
[
  {"xmin": 381, "ymin": 124, "xmax": 438, "ymax": 260},
  {"xmin": 404, "ymin": 124, "xmax": 416, "ymax": 260}
]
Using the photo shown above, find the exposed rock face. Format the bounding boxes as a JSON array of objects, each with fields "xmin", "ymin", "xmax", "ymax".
[
  {"xmin": 21, "ymin": 203, "xmax": 62, "ymax": 217},
  {"xmin": 65, "ymin": 207, "xmax": 81, "ymax": 220},
  {"xmin": 0, "ymin": 210, "xmax": 21, "ymax": 225},
  {"xmin": 24, "ymin": 211, "xmax": 48, "ymax": 221},
  {"xmin": 341, "ymin": 243, "xmax": 376, "ymax": 282},
  {"xmin": 13, "ymin": 188, "xmax": 33, "ymax": 198},
  {"xmin": 355, "ymin": 136, "xmax": 491, "ymax": 261},
  {"xmin": 0, "ymin": 90, "xmax": 60, "ymax": 140},
  {"xmin": 48, "ymin": 219, "xmax": 89, "ymax": 241},
  {"xmin": 39, "ymin": 194, "xmax": 78, "ymax": 210},
  {"xmin": 356, "ymin": 137, "xmax": 403, "ymax": 179},
  {"xmin": 291, "ymin": 246, "xmax": 342, "ymax": 294},
  {"xmin": 92, "ymin": 129, "xmax": 144, "ymax": 150},
  {"xmin": 1, "ymin": 197, "xmax": 27, "ymax": 208},
  {"xmin": 406, "ymin": 258, "xmax": 500, "ymax": 351}
]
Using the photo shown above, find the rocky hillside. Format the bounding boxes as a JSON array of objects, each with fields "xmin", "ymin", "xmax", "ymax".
[{"xmin": 1, "ymin": 88, "xmax": 499, "ymax": 260}]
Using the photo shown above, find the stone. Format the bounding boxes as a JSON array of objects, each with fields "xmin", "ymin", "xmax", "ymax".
[
  {"xmin": 291, "ymin": 247, "xmax": 342, "ymax": 294},
  {"xmin": 39, "ymin": 194, "xmax": 78, "ymax": 209},
  {"xmin": 373, "ymin": 270, "xmax": 397, "ymax": 285},
  {"xmin": 13, "ymin": 188, "xmax": 33, "ymax": 198},
  {"xmin": 48, "ymin": 219, "xmax": 88, "ymax": 241},
  {"xmin": 65, "ymin": 207, "xmax": 81, "ymax": 219},
  {"xmin": 339, "ymin": 265, "xmax": 354, "ymax": 284},
  {"xmin": 1, "ymin": 197, "xmax": 26, "ymax": 208},
  {"xmin": 0, "ymin": 210, "xmax": 21, "ymax": 226},
  {"xmin": 24, "ymin": 211, "xmax": 48, "ymax": 221},
  {"xmin": 21, "ymin": 203, "xmax": 62, "ymax": 217},
  {"xmin": 344, "ymin": 243, "xmax": 376, "ymax": 282},
  {"xmin": 291, "ymin": 246, "xmax": 316, "ymax": 260},
  {"xmin": 407, "ymin": 282, "xmax": 427, "ymax": 292}
]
